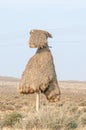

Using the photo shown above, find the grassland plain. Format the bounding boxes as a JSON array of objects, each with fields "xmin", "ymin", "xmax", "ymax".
[{"xmin": 0, "ymin": 77, "xmax": 86, "ymax": 130}]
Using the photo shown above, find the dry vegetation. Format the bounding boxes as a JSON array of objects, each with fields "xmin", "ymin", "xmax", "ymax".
[{"xmin": 0, "ymin": 76, "xmax": 86, "ymax": 130}]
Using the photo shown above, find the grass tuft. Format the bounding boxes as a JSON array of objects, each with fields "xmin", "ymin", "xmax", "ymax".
[
  {"xmin": 67, "ymin": 120, "xmax": 78, "ymax": 129},
  {"xmin": 0, "ymin": 112, "xmax": 22, "ymax": 128}
]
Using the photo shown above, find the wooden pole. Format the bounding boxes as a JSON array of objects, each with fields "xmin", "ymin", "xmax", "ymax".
[{"xmin": 36, "ymin": 91, "xmax": 40, "ymax": 112}]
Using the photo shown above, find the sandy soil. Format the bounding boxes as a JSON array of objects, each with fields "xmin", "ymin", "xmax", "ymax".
[{"xmin": 0, "ymin": 76, "xmax": 86, "ymax": 130}]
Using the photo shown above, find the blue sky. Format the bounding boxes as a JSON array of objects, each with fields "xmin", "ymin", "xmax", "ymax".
[{"xmin": 0, "ymin": 0, "xmax": 86, "ymax": 81}]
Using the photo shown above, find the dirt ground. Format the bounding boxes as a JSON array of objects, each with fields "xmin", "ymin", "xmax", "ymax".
[
  {"xmin": 0, "ymin": 77, "xmax": 86, "ymax": 105},
  {"xmin": 0, "ymin": 76, "xmax": 86, "ymax": 130}
]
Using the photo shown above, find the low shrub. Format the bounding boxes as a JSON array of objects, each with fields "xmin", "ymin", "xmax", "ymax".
[
  {"xmin": 67, "ymin": 120, "xmax": 78, "ymax": 130},
  {"xmin": 1, "ymin": 112, "xmax": 22, "ymax": 128}
]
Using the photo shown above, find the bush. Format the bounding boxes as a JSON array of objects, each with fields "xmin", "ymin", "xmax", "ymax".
[
  {"xmin": 1, "ymin": 112, "xmax": 22, "ymax": 128},
  {"xmin": 67, "ymin": 120, "xmax": 77, "ymax": 130},
  {"xmin": 81, "ymin": 116, "xmax": 86, "ymax": 126}
]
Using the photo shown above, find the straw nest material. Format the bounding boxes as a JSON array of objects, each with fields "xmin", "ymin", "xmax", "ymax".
[
  {"xmin": 18, "ymin": 29, "xmax": 60, "ymax": 102},
  {"xmin": 29, "ymin": 29, "xmax": 52, "ymax": 48}
]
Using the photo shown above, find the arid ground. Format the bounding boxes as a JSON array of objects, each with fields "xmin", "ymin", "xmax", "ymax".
[{"xmin": 0, "ymin": 76, "xmax": 86, "ymax": 130}]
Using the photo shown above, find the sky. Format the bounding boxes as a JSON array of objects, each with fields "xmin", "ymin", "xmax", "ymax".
[{"xmin": 0, "ymin": 0, "xmax": 86, "ymax": 81}]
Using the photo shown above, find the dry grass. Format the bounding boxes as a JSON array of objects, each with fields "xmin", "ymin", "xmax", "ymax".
[{"xmin": 0, "ymin": 77, "xmax": 86, "ymax": 130}]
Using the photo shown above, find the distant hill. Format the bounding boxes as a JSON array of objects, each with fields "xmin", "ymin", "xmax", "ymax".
[
  {"xmin": 0, "ymin": 76, "xmax": 19, "ymax": 82},
  {"xmin": 0, "ymin": 76, "xmax": 86, "ymax": 83}
]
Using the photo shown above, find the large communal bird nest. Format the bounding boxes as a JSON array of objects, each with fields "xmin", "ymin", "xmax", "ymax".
[{"xmin": 18, "ymin": 29, "xmax": 60, "ymax": 102}]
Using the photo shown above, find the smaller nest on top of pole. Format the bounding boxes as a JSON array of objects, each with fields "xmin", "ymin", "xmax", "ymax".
[{"xmin": 29, "ymin": 29, "xmax": 52, "ymax": 48}]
